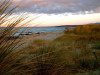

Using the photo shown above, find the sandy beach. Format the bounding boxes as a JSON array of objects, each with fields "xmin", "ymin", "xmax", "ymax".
[
  {"xmin": 21, "ymin": 32, "xmax": 64, "ymax": 41},
  {"xmin": 14, "ymin": 32, "xmax": 64, "ymax": 49}
]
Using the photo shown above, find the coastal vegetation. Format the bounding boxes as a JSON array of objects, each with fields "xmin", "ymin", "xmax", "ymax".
[{"xmin": 0, "ymin": 0, "xmax": 100, "ymax": 75}]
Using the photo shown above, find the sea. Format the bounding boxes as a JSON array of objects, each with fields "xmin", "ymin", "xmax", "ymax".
[
  {"xmin": 0, "ymin": 26, "xmax": 66, "ymax": 35},
  {"xmin": 17, "ymin": 26, "xmax": 66, "ymax": 33}
]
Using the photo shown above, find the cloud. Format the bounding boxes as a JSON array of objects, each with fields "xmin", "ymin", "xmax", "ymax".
[
  {"xmin": 12, "ymin": 0, "xmax": 100, "ymax": 14},
  {"xmin": 95, "ymin": 7, "xmax": 100, "ymax": 13}
]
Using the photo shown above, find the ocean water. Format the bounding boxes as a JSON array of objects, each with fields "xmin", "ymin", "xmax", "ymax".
[
  {"xmin": 0, "ymin": 26, "xmax": 66, "ymax": 36},
  {"xmin": 18, "ymin": 26, "xmax": 66, "ymax": 33}
]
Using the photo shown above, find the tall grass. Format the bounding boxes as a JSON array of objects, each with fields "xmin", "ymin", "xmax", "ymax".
[{"xmin": 0, "ymin": 0, "xmax": 31, "ymax": 74}]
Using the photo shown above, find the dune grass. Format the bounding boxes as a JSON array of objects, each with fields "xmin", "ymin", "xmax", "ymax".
[
  {"xmin": 0, "ymin": 0, "xmax": 32, "ymax": 74},
  {"xmin": 0, "ymin": 1, "xmax": 100, "ymax": 75},
  {"xmin": 29, "ymin": 24, "xmax": 100, "ymax": 75},
  {"xmin": 20, "ymin": 30, "xmax": 99, "ymax": 75}
]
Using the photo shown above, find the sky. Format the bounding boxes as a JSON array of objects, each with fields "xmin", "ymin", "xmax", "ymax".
[{"xmin": 3, "ymin": 0, "xmax": 100, "ymax": 26}]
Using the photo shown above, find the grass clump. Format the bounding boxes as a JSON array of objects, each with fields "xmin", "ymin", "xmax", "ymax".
[
  {"xmin": 33, "ymin": 39, "xmax": 49, "ymax": 46},
  {"xmin": 0, "ymin": 0, "xmax": 31, "ymax": 74}
]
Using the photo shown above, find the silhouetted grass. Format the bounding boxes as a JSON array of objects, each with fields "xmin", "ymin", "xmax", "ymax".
[{"xmin": 0, "ymin": 0, "xmax": 31, "ymax": 74}]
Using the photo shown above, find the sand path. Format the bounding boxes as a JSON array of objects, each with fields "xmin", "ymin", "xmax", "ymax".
[
  {"xmin": 15, "ymin": 32, "xmax": 64, "ymax": 49},
  {"xmin": 23, "ymin": 32, "xmax": 63, "ymax": 41}
]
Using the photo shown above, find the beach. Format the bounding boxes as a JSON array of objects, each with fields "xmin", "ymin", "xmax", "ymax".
[{"xmin": 23, "ymin": 32, "xmax": 64, "ymax": 40}]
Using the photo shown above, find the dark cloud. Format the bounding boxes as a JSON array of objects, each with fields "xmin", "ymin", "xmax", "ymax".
[{"xmin": 13, "ymin": 0, "xmax": 100, "ymax": 14}]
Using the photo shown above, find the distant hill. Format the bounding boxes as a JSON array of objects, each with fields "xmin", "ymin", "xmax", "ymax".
[{"xmin": 56, "ymin": 25, "xmax": 77, "ymax": 27}]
